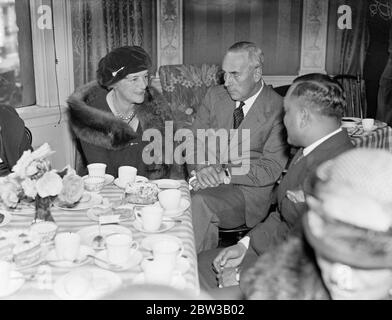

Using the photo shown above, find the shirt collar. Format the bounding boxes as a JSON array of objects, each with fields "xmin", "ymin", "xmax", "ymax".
[
  {"xmin": 235, "ymin": 81, "xmax": 264, "ymax": 117},
  {"xmin": 303, "ymin": 128, "xmax": 342, "ymax": 157}
]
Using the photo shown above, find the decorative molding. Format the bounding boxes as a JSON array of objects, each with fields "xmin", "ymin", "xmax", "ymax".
[
  {"xmin": 52, "ymin": 0, "xmax": 75, "ymax": 105},
  {"xmin": 157, "ymin": 0, "xmax": 183, "ymax": 71},
  {"xmin": 299, "ymin": 0, "xmax": 329, "ymax": 75},
  {"xmin": 29, "ymin": 0, "xmax": 58, "ymax": 107}
]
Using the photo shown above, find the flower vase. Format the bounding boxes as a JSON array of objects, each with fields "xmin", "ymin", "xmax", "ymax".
[{"xmin": 35, "ymin": 195, "xmax": 55, "ymax": 222}]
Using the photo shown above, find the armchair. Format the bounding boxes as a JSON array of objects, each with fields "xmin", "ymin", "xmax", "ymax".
[{"xmin": 158, "ymin": 64, "xmax": 223, "ymax": 129}]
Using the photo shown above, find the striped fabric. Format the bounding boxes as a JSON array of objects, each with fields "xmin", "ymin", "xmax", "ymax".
[
  {"xmin": 350, "ymin": 126, "xmax": 392, "ymax": 152},
  {"xmin": 3, "ymin": 180, "xmax": 200, "ymax": 299}
]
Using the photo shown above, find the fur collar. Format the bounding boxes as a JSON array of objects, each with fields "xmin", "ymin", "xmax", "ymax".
[
  {"xmin": 67, "ymin": 81, "xmax": 172, "ymax": 150},
  {"xmin": 241, "ymin": 236, "xmax": 330, "ymax": 300}
]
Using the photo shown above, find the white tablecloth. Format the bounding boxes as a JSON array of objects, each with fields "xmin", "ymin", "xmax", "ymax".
[{"xmin": 2, "ymin": 180, "xmax": 199, "ymax": 299}]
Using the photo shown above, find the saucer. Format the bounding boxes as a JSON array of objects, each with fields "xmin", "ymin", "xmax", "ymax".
[
  {"xmin": 53, "ymin": 268, "xmax": 122, "ymax": 300},
  {"xmin": 0, "ymin": 271, "xmax": 25, "ymax": 298},
  {"xmin": 142, "ymin": 256, "xmax": 190, "ymax": 274},
  {"xmin": 161, "ymin": 199, "xmax": 190, "ymax": 218},
  {"xmin": 132, "ymin": 220, "xmax": 175, "ymax": 234},
  {"xmin": 114, "ymin": 176, "xmax": 148, "ymax": 189},
  {"xmin": 83, "ymin": 174, "xmax": 114, "ymax": 186},
  {"xmin": 53, "ymin": 193, "xmax": 103, "ymax": 211},
  {"xmin": 132, "ymin": 272, "xmax": 187, "ymax": 290},
  {"xmin": 141, "ymin": 235, "xmax": 183, "ymax": 251},
  {"xmin": 94, "ymin": 249, "xmax": 143, "ymax": 271},
  {"xmin": 150, "ymin": 179, "xmax": 181, "ymax": 189},
  {"xmin": 77, "ymin": 225, "xmax": 132, "ymax": 250},
  {"xmin": 0, "ymin": 210, "xmax": 11, "ymax": 227},
  {"xmin": 46, "ymin": 245, "xmax": 95, "ymax": 268}
]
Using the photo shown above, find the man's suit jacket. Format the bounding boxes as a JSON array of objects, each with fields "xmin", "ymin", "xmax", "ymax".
[
  {"xmin": 247, "ymin": 129, "xmax": 354, "ymax": 256},
  {"xmin": 188, "ymin": 84, "xmax": 288, "ymax": 225}
]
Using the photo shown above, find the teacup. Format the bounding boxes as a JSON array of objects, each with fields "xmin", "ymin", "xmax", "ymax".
[
  {"xmin": 118, "ymin": 166, "xmax": 137, "ymax": 187},
  {"xmin": 87, "ymin": 163, "xmax": 107, "ymax": 178},
  {"xmin": 152, "ymin": 239, "xmax": 184, "ymax": 269},
  {"xmin": 135, "ymin": 205, "xmax": 163, "ymax": 232},
  {"xmin": 106, "ymin": 233, "xmax": 139, "ymax": 265},
  {"xmin": 30, "ymin": 221, "xmax": 58, "ymax": 243},
  {"xmin": 362, "ymin": 118, "xmax": 374, "ymax": 131},
  {"xmin": 0, "ymin": 261, "xmax": 11, "ymax": 291},
  {"xmin": 142, "ymin": 259, "xmax": 174, "ymax": 286},
  {"xmin": 84, "ymin": 176, "xmax": 105, "ymax": 192},
  {"xmin": 158, "ymin": 189, "xmax": 181, "ymax": 211},
  {"xmin": 55, "ymin": 232, "xmax": 81, "ymax": 261}
]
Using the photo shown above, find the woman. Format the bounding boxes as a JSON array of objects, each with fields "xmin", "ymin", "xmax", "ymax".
[
  {"xmin": 242, "ymin": 149, "xmax": 392, "ymax": 300},
  {"xmin": 67, "ymin": 46, "xmax": 182, "ymax": 179},
  {"xmin": 0, "ymin": 104, "xmax": 32, "ymax": 176}
]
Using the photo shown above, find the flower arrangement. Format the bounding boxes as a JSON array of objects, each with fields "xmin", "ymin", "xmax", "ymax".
[{"xmin": 0, "ymin": 143, "xmax": 84, "ymax": 222}]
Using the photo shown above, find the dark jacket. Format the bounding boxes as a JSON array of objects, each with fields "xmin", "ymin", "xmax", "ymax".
[
  {"xmin": 0, "ymin": 104, "xmax": 31, "ymax": 176},
  {"xmin": 244, "ymin": 130, "xmax": 354, "ymax": 261},
  {"xmin": 67, "ymin": 81, "xmax": 183, "ymax": 179}
]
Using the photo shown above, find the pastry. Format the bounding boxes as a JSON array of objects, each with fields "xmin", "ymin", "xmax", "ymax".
[{"xmin": 123, "ymin": 182, "xmax": 159, "ymax": 205}]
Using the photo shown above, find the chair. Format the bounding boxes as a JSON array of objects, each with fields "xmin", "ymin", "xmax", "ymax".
[
  {"xmin": 333, "ymin": 73, "xmax": 366, "ymax": 118},
  {"xmin": 24, "ymin": 127, "xmax": 32, "ymax": 146},
  {"xmin": 158, "ymin": 64, "xmax": 223, "ymax": 129}
]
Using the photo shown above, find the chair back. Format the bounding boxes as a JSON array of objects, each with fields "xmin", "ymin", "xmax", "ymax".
[
  {"xmin": 333, "ymin": 73, "xmax": 366, "ymax": 118},
  {"xmin": 159, "ymin": 64, "xmax": 223, "ymax": 129}
]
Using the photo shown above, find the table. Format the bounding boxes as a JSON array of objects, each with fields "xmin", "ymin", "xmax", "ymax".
[
  {"xmin": 2, "ymin": 180, "xmax": 199, "ymax": 299},
  {"xmin": 350, "ymin": 126, "xmax": 392, "ymax": 152}
]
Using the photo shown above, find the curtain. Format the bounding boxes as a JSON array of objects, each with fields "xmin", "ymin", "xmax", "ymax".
[{"xmin": 71, "ymin": 0, "xmax": 156, "ymax": 89}]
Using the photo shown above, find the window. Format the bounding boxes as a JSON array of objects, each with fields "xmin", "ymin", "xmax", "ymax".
[{"xmin": 0, "ymin": 0, "xmax": 35, "ymax": 107}]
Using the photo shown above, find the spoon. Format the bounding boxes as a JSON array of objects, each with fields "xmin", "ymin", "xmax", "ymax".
[{"xmin": 92, "ymin": 221, "xmax": 105, "ymax": 248}]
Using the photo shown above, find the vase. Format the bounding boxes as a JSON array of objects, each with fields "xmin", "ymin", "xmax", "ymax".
[{"xmin": 34, "ymin": 195, "xmax": 55, "ymax": 223}]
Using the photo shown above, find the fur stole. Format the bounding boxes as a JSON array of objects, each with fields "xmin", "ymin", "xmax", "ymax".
[
  {"xmin": 67, "ymin": 81, "xmax": 173, "ymax": 150},
  {"xmin": 241, "ymin": 235, "xmax": 330, "ymax": 300}
]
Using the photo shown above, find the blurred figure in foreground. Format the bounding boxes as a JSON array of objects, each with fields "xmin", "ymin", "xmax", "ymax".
[{"xmin": 242, "ymin": 149, "xmax": 392, "ymax": 300}]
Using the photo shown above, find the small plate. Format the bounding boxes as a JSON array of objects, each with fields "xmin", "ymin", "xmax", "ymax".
[
  {"xmin": 86, "ymin": 204, "xmax": 135, "ymax": 222},
  {"xmin": 132, "ymin": 220, "xmax": 175, "ymax": 234},
  {"xmin": 142, "ymin": 256, "xmax": 190, "ymax": 274},
  {"xmin": 46, "ymin": 245, "xmax": 95, "ymax": 268},
  {"xmin": 0, "ymin": 271, "xmax": 25, "ymax": 298},
  {"xmin": 83, "ymin": 174, "xmax": 114, "ymax": 186},
  {"xmin": 77, "ymin": 225, "xmax": 132, "ymax": 250},
  {"xmin": 53, "ymin": 193, "xmax": 103, "ymax": 211},
  {"xmin": 94, "ymin": 249, "xmax": 143, "ymax": 271},
  {"xmin": 141, "ymin": 235, "xmax": 183, "ymax": 251},
  {"xmin": 113, "ymin": 176, "xmax": 148, "ymax": 189},
  {"xmin": 53, "ymin": 268, "xmax": 122, "ymax": 300},
  {"xmin": 150, "ymin": 179, "xmax": 181, "ymax": 189},
  {"xmin": 161, "ymin": 199, "xmax": 190, "ymax": 218},
  {"xmin": 0, "ymin": 210, "xmax": 11, "ymax": 227},
  {"xmin": 132, "ymin": 272, "xmax": 187, "ymax": 290}
]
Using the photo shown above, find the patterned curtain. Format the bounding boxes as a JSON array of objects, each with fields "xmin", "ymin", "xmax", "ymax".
[{"xmin": 71, "ymin": 0, "xmax": 153, "ymax": 89}]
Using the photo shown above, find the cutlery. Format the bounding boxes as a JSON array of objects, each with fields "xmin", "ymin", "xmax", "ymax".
[
  {"xmin": 86, "ymin": 254, "xmax": 123, "ymax": 270},
  {"xmin": 92, "ymin": 220, "xmax": 105, "ymax": 247}
]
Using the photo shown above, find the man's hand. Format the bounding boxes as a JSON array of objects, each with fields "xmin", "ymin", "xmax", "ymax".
[
  {"xmin": 217, "ymin": 267, "xmax": 239, "ymax": 287},
  {"xmin": 195, "ymin": 165, "xmax": 225, "ymax": 189},
  {"xmin": 213, "ymin": 243, "xmax": 247, "ymax": 273},
  {"xmin": 286, "ymin": 189, "xmax": 305, "ymax": 204}
]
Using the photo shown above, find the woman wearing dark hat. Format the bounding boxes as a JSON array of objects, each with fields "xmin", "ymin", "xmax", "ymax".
[
  {"xmin": 242, "ymin": 149, "xmax": 392, "ymax": 300},
  {"xmin": 0, "ymin": 104, "xmax": 32, "ymax": 176},
  {"xmin": 67, "ymin": 46, "xmax": 181, "ymax": 179}
]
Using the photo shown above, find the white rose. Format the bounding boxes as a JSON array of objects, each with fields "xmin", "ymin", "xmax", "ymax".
[
  {"xmin": 36, "ymin": 171, "xmax": 63, "ymax": 198},
  {"xmin": 12, "ymin": 149, "xmax": 34, "ymax": 178},
  {"xmin": 21, "ymin": 178, "xmax": 37, "ymax": 198}
]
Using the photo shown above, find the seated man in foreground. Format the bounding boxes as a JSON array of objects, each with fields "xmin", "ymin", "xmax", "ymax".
[
  {"xmin": 188, "ymin": 41, "xmax": 288, "ymax": 253},
  {"xmin": 198, "ymin": 75, "xmax": 355, "ymax": 295}
]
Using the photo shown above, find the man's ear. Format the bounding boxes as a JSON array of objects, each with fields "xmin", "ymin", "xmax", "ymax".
[
  {"xmin": 253, "ymin": 66, "xmax": 262, "ymax": 82},
  {"xmin": 299, "ymin": 107, "xmax": 310, "ymax": 128}
]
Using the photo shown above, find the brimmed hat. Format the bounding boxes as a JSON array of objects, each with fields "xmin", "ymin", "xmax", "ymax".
[
  {"xmin": 97, "ymin": 46, "xmax": 151, "ymax": 88},
  {"xmin": 303, "ymin": 149, "xmax": 392, "ymax": 269}
]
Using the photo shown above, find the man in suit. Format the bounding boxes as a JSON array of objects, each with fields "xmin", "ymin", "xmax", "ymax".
[
  {"xmin": 198, "ymin": 75, "xmax": 355, "ymax": 296},
  {"xmin": 188, "ymin": 42, "xmax": 288, "ymax": 253}
]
